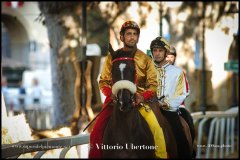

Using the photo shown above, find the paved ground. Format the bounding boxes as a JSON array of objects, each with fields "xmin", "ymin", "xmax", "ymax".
[
  {"xmin": 226, "ymin": 152, "xmax": 239, "ymax": 158},
  {"xmin": 77, "ymin": 131, "xmax": 90, "ymax": 158},
  {"xmin": 78, "ymin": 144, "xmax": 89, "ymax": 158},
  {"xmin": 198, "ymin": 144, "xmax": 239, "ymax": 159}
]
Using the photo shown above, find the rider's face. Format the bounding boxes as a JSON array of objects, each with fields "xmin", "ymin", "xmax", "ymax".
[
  {"xmin": 121, "ymin": 29, "xmax": 139, "ymax": 48},
  {"xmin": 166, "ymin": 55, "xmax": 176, "ymax": 65},
  {"xmin": 152, "ymin": 47, "xmax": 166, "ymax": 63}
]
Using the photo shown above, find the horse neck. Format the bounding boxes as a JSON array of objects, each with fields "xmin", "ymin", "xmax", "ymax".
[{"xmin": 112, "ymin": 107, "xmax": 140, "ymax": 130}]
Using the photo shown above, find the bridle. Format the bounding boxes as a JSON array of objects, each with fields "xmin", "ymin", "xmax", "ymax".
[
  {"xmin": 112, "ymin": 57, "xmax": 136, "ymax": 111},
  {"xmin": 117, "ymin": 89, "xmax": 136, "ymax": 112},
  {"xmin": 112, "ymin": 57, "xmax": 136, "ymax": 84},
  {"xmin": 112, "ymin": 57, "xmax": 134, "ymax": 63},
  {"xmin": 82, "ymin": 56, "xmax": 137, "ymax": 130}
]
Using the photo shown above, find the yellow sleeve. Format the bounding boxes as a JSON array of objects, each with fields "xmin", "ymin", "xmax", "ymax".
[
  {"xmin": 99, "ymin": 54, "xmax": 112, "ymax": 91},
  {"xmin": 166, "ymin": 71, "xmax": 186, "ymax": 108},
  {"xmin": 135, "ymin": 50, "xmax": 158, "ymax": 94},
  {"xmin": 175, "ymin": 71, "xmax": 185, "ymax": 96},
  {"xmin": 146, "ymin": 57, "xmax": 158, "ymax": 93}
]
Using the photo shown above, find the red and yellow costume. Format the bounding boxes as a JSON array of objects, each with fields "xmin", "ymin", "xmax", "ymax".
[{"xmin": 89, "ymin": 49, "xmax": 167, "ymax": 158}]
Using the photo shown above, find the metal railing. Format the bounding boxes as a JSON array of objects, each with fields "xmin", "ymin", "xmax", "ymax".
[
  {"xmin": 1, "ymin": 133, "xmax": 90, "ymax": 158},
  {"xmin": 191, "ymin": 106, "xmax": 239, "ymax": 158}
]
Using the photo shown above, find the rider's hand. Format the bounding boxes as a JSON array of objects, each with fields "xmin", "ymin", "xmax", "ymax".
[
  {"xmin": 159, "ymin": 101, "xmax": 170, "ymax": 110},
  {"xmin": 136, "ymin": 93, "xmax": 144, "ymax": 105},
  {"xmin": 111, "ymin": 93, "xmax": 117, "ymax": 103}
]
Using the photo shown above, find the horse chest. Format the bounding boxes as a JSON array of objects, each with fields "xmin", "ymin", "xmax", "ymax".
[{"xmin": 102, "ymin": 110, "xmax": 155, "ymax": 158}]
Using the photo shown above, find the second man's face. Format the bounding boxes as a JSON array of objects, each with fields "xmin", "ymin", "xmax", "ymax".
[
  {"xmin": 121, "ymin": 28, "xmax": 139, "ymax": 48},
  {"xmin": 152, "ymin": 47, "xmax": 166, "ymax": 63}
]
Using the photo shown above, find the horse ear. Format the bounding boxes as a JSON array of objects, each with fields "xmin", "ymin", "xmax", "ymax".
[{"xmin": 108, "ymin": 43, "xmax": 116, "ymax": 57}]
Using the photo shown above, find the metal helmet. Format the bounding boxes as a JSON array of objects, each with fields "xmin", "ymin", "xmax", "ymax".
[
  {"xmin": 150, "ymin": 36, "xmax": 170, "ymax": 53},
  {"xmin": 120, "ymin": 20, "xmax": 140, "ymax": 35},
  {"xmin": 168, "ymin": 46, "xmax": 177, "ymax": 57}
]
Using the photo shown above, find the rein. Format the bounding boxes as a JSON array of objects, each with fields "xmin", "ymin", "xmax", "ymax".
[
  {"xmin": 112, "ymin": 57, "xmax": 134, "ymax": 63},
  {"xmin": 82, "ymin": 102, "xmax": 110, "ymax": 132}
]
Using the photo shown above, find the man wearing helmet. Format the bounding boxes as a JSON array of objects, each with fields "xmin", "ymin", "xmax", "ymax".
[
  {"xmin": 150, "ymin": 36, "xmax": 192, "ymax": 158},
  {"xmin": 166, "ymin": 45, "xmax": 195, "ymax": 156},
  {"xmin": 89, "ymin": 21, "xmax": 167, "ymax": 158},
  {"xmin": 166, "ymin": 46, "xmax": 177, "ymax": 65},
  {"xmin": 166, "ymin": 46, "xmax": 190, "ymax": 108}
]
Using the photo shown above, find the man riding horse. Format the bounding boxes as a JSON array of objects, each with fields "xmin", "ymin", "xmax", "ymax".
[
  {"xmin": 149, "ymin": 36, "xmax": 194, "ymax": 158},
  {"xmin": 89, "ymin": 21, "xmax": 168, "ymax": 158}
]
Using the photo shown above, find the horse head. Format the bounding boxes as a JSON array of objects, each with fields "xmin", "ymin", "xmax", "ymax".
[{"xmin": 109, "ymin": 43, "xmax": 136, "ymax": 112}]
